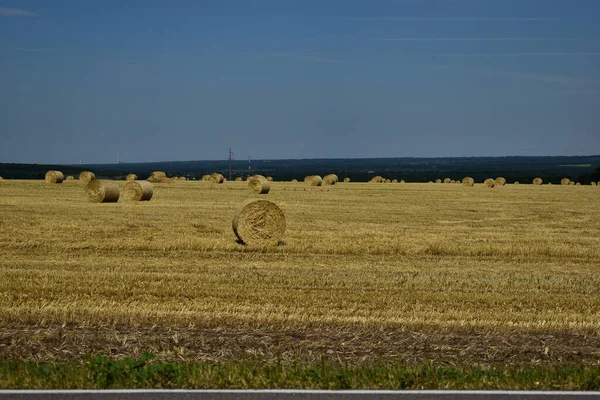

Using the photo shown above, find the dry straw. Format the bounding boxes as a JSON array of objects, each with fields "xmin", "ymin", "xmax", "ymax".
[
  {"xmin": 66, "ymin": 176, "xmax": 75, "ymax": 180},
  {"xmin": 266, "ymin": 176, "xmax": 274, "ymax": 182},
  {"xmin": 400, "ymin": 180, "xmax": 405, "ymax": 184},
  {"xmin": 495, "ymin": 177, "xmax": 506, "ymax": 186},
  {"xmin": 561, "ymin": 178, "xmax": 571, "ymax": 185},
  {"xmin": 484, "ymin": 178, "xmax": 496, "ymax": 188},
  {"xmin": 248, "ymin": 176, "xmax": 270, "ymax": 194},
  {"xmin": 370, "ymin": 176, "xmax": 384, "ymax": 183},
  {"xmin": 444, "ymin": 178, "xmax": 451, "ymax": 184},
  {"xmin": 123, "ymin": 180, "xmax": 153, "ymax": 201},
  {"xmin": 575, "ymin": 182, "xmax": 581, "ymax": 186},
  {"xmin": 392, "ymin": 179, "xmax": 398, "ymax": 183},
  {"xmin": 384, "ymin": 179, "xmax": 391, "ymax": 183},
  {"xmin": 533, "ymin": 177, "xmax": 543, "ymax": 185},
  {"xmin": 514, "ymin": 181, "xmax": 520, "ymax": 185},
  {"xmin": 232, "ymin": 200, "xmax": 285, "ymax": 246},
  {"xmin": 210, "ymin": 173, "xmax": 225, "ymax": 184},
  {"xmin": 235, "ymin": 177, "xmax": 243, "ymax": 182},
  {"xmin": 323, "ymin": 174, "xmax": 339, "ymax": 185},
  {"xmin": 435, "ymin": 179, "xmax": 442, "ymax": 184},
  {"xmin": 343, "ymin": 177, "xmax": 350, "ymax": 183},
  {"xmin": 45, "ymin": 170, "xmax": 64, "ymax": 184},
  {"xmin": 592, "ymin": 182, "xmax": 597, "ymax": 186},
  {"xmin": 79, "ymin": 171, "xmax": 96, "ymax": 184},
  {"xmin": 85, "ymin": 180, "xmax": 120, "ymax": 203},
  {"xmin": 305, "ymin": 175, "xmax": 323, "ymax": 186},
  {"xmin": 148, "ymin": 171, "xmax": 167, "ymax": 183},
  {"xmin": 462, "ymin": 177, "xmax": 475, "ymax": 187},
  {"xmin": 202, "ymin": 175, "xmax": 211, "ymax": 181},
  {"xmin": 127, "ymin": 174, "xmax": 138, "ymax": 181},
  {"xmin": 291, "ymin": 179, "xmax": 298, "ymax": 183}
]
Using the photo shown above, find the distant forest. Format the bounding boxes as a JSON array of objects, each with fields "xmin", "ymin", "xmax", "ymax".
[{"xmin": 2, "ymin": 156, "xmax": 600, "ymax": 184}]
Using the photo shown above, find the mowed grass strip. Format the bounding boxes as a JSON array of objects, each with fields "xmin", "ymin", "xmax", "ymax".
[{"xmin": 0, "ymin": 180, "xmax": 599, "ymax": 366}]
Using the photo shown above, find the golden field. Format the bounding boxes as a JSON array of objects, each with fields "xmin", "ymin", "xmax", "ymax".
[{"xmin": 0, "ymin": 179, "xmax": 599, "ymax": 366}]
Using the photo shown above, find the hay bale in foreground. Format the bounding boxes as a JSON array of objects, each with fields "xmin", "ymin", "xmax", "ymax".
[
  {"xmin": 79, "ymin": 171, "xmax": 95, "ymax": 183},
  {"xmin": 123, "ymin": 180, "xmax": 153, "ymax": 201},
  {"xmin": 323, "ymin": 174, "xmax": 339, "ymax": 185},
  {"xmin": 210, "ymin": 173, "xmax": 225, "ymax": 184},
  {"xmin": 462, "ymin": 177, "xmax": 475, "ymax": 187},
  {"xmin": 66, "ymin": 176, "xmax": 75, "ymax": 180},
  {"xmin": 343, "ymin": 177, "xmax": 350, "ymax": 183},
  {"xmin": 305, "ymin": 175, "xmax": 322, "ymax": 186},
  {"xmin": 443, "ymin": 178, "xmax": 451, "ymax": 184},
  {"xmin": 85, "ymin": 180, "xmax": 120, "ymax": 203},
  {"xmin": 232, "ymin": 200, "xmax": 285, "ymax": 246},
  {"xmin": 533, "ymin": 177, "xmax": 543, "ymax": 185},
  {"xmin": 248, "ymin": 176, "xmax": 270, "ymax": 194},
  {"xmin": 45, "ymin": 170, "xmax": 64, "ymax": 184},
  {"xmin": 495, "ymin": 177, "xmax": 506, "ymax": 186},
  {"xmin": 561, "ymin": 178, "xmax": 571, "ymax": 186},
  {"xmin": 484, "ymin": 178, "xmax": 496, "ymax": 188},
  {"xmin": 127, "ymin": 174, "xmax": 138, "ymax": 181}
]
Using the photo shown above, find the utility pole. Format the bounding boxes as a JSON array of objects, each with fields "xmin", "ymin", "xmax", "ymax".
[
  {"xmin": 79, "ymin": 157, "xmax": 82, "ymax": 166},
  {"xmin": 116, "ymin": 154, "xmax": 120, "ymax": 165},
  {"xmin": 228, "ymin": 147, "xmax": 233, "ymax": 182},
  {"xmin": 248, "ymin": 155, "xmax": 252, "ymax": 176}
]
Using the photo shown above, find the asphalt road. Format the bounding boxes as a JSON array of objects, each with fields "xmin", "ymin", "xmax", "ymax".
[{"xmin": 1, "ymin": 390, "xmax": 599, "ymax": 400}]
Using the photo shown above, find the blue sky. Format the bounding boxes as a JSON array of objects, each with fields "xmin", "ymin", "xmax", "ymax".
[{"xmin": 1, "ymin": 0, "xmax": 599, "ymax": 164}]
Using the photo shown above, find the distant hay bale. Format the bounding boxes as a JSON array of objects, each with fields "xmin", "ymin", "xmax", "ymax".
[
  {"xmin": 462, "ymin": 177, "xmax": 475, "ymax": 187},
  {"xmin": 323, "ymin": 174, "xmax": 339, "ymax": 185},
  {"xmin": 235, "ymin": 177, "xmax": 243, "ymax": 182},
  {"xmin": 305, "ymin": 175, "xmax": 323, "ymax": 186},
  {"xmin": 210, "ymin": 173, "xmax": 225, "ymax": 184},
  {"xmin": 569, "ymin": 181, "xmax": 575, "ymax": 186},
  {"xmin": 575, "ymin": 182, "xmax": 581, "ymax": 186},
  {"xmin": 561, "ymin": 178, "xmax": 571, "ymax": 186},
  {"xmin": 123, "ymin": 180, "xmax": 153, "ymax": 201},
  {"xmin": 484, "ymin": 178, "xmax": 496, "ymax": 188},
  {"xmin": 343, "ymin": 177, "xmax": 350, "ymax": 183},
  {"xmin": 400, "ymin": 180, "xmax": 406, "ymax": 184},
  {"xmin": 548, "ymin": 182, "xmax": 553, "ymax": 186},
  {"xmin": 202, "ymin": 175, "xmax": 211, "ymax": 181},
  {"xmin": 385, "ymin": 179, "xmax": 391, "ymax": 183},
  {"xmin": 248, "ymin": 176, "xmax": 270, "ymax": 194},
  {"xmin": 66, "ymin": 176, "xmax": 75, "ymax": 180},
  {"xmin": 45, "ymin": 170, "xmax": 64, "ymax": 184},
  {"xmin": 435, "ymin": 179, "xmax": 442, "ymax": 184},
  {"xmin": 291, "ymin": 179, "xmax": 298, "ymax": 183},
  {"xmin": 79, "ymin": 171, "xmax": 96, "ymax": 183},
  {"xmin": 533, "ymin": 177, "xmax": 543, "ymax": 185},
  {"xmin": 148, "ymin": 171, "xmax": 167, "ymax": 183},
  {"xmin": 591, "ymin": 182, "xmax": 597, "ymax": 186},
  {"xmin": 514, "ymin": 181, "xmax": 520, "ymax": 185},
  {"xmin": 392, "ymin": 179, "xmax": 398, "ymax": 183},
  {"xmin": 0, "ymin": 176, "xmax": 3, "ymax": 180},
  {"xmin": 232, "ymin": 200, "xmax": 285, "ymax": 246},
  {"xmin": 370, "ymin": 176, "xmax": 384, "ymax": 183},
  {"xmin": 85, "ymin": 180, "xmax": 120, "ymax": 203},
  {"xmin": 450, "ymin": 180, "xmax": 455, "ymax": 183},
  {"xmin": 428, "ymin": 181, "xmax": 433, "ymax": 184},
  {"xmin": 266, "ymin": 176, "xmax": 274, "ymax": 182},
  {"xmin": 495, "ymin": 177, "xmax": 506, "ymax": 186},
  {"xmin": 443, "ymin": 178, "xmax": 451, "ymax": 184},
  {"xmin": 127, "ymin": 174, "xmax": 138, "ymax": 181}
]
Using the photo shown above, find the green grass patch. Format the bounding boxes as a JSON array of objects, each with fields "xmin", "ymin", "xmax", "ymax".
[{"xmin": 0, "ymin": 354, "xmax": 599, "ymax": 390}]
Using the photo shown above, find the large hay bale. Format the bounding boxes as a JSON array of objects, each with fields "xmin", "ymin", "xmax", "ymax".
[
  {"xmin": 79, "ymin": 171, "xmax": 95, "ymax": 183},
  {"xmin": 305, "ymin": 175, "xmax": 322, "ymax": 186},
  {"xmin": 343, "ymin": 177, "xmax": 350, "ymax": 183},
  {"xmin": 210, "ymin": 173, "xmax": 225, "ymax": 184},
  {"xmin": 443, "ymin": 178, "xmax": 451, "ymax": 184},
  {"xmin": 235, "ymin": 177, "xmax": 243, "ymax": 182},
  {"xmin": 85, "ymin": 180, "xmax": 120, "ymax": 203},
  {"xmin": 66, "ymin": 175, "xmax": 75, "ymax": 180},
  {"xmin": 148, "ymin": 171, "xmax": 167, "ymax": 183},
  {"xmin": 561, "ymin": 178, "xmax": 571, "ymax": 186},
  {"xmin": 127, "ymin": 174, "xmax": 138, "ymax": 181},
  {"xmin": 495, "ymin": 177, "xmax": 506, "ymax": 186},
  {"xmin": 248, "ymin": 176, "xmax": 270, "ymax": 194},
  {"xmin": 232, "ymin": 200, "xmax": 285, "ymax": 246},
  {"xmin": 533, "ymin": 177, "xmax": 543, "ymax": 185},
  {"xmin": 370, "ymin": 176, "xmax": 384, "ymax": 183},
  {"xmin": 45, "ymin": 170, "xmax": 64, "ymax": 184},
  {"xmin": 123, "ymin": 180, "xmax": 153, "ymax": 201},
  {"xmin": 484, "ymin": 178, "xmax": 496, "ymax": 188},
  {"xmin": 462, "ymin": 177, "xmax": 475, "ymax": 187},
  {"xmin": 323, "ymin": 174, "xmax": 339, "ymax": 185}
]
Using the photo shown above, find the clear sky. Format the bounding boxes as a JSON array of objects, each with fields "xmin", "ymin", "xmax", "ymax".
[{"xmin": 1, "ymin": 0, "xmax": 599, "ymax": 164}]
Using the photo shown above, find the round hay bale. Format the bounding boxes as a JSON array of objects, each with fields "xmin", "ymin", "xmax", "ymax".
[
  {"xmin": 127, "ymin": 174, "xmax": 138, "ymax": 181},
  {"xmin": 462, "ymin": 177, "xmax": 475, "ymax": 187},
  {"xmin": 514, "ymin": 181, "xmax": 520, "ymax": 185},
  {"xmin": 249, "ymin": 176, "xmax": 270, "ymax": 194},
  {"xmin": 400, "ymin": 180, "xmax": 406, "ymax": 184},
  {"xmin": 370, "ymin": 176, "xmax": 384, "ymax": 183},
  {"xmin": 495, "ymin": 177, "xmax": 506, "ymax": 186},
  {"xmin": 323, "ymin": 174, "xmax": 339, "ymax": 185},
  {"xmin": 45, "ymin": 170, "xmax": 64, "ymax": 184},
  {"xmin": 79, "ymin": 171, "xmax": 96, "ymax": 183},
  {"xmin": 265, "ymin": 176, "xmax": 274, "ymax": 182},
  {"xmin": 232, "ymin": 200, "xmax": 285, "ymax": 246},
  {"xmin": 291, "ymin": 179, "xmax": 298, "ymax": 183},
  {"xmin": 177, "ymin": 176, "xmax": 187, "ymax": 181},
  {"xmin": 435, "ymin": 179, "xmax": 442, "ymax": 184},
  {"xmin": 392, "ymin": 179, "xmax": 398, "ymax": 183},
  {"xmin": 235, "ymin": 177, "xmax": 243, "ymax": 182},
  {"xmin": 148, "ymin": 171, "xmax": 167, "ymax": 183},
  {"xmin": 428, "ymin": 181, "xmax": 433, "ymax": 184},
  {"xmin": 210, "ymin": 173, "xmax": 225, "ymax": 184},
  {"xmin": 561, "ymin": 178, "xmax": 570, "ymax": 186},
  {"xmin": 575, "ymin": 182, "xmax": 581, "ymax": 186},
  {"xmin": 85, "ymin": 180, "xmax": 120, "ymax": 203},
  {"xmin": 123, "ymin": 180, "xmax": 153, "ymax": 201},
  {"xmin": 305, "ymin": 175, "xmax": 322, "ymax": 186},
  {"xmin": 548, "ymin": 182, "xmax": 553, "ymax": 186},
  {"xmin": 202, "ymin": 174, "xmax": 211, "ymax": 181},
  {"xmin": 533, "ymin": 177, "xmax": 543, "ymax": 185},
  {"xmin": 443, "ymin": 178, "xmax": 451, "ymax": 184},
  {"xmin": 591, "ymin": 182, "xmax": 597, "ymax": 186},
  {"xmin": 343, "ymin": 177, "xmax": 350, "ymax": 183},
  {"xmin": 450, "ymin": 180, "xmax": 456, "ymax": 183},
  {"xmin": 66, "ymin": 175, "xmax": 75, "ymax": 180},
  {"xmin": 384, "ymin": 179, "xmax": 391, "ymax": 183},
  {"xmin": 0, "ymin": 176, "xmax": 3, "ymax": 180},
  {"xmin": 484, "ymin": 178, "xmax": 496, "ymax": 188}
]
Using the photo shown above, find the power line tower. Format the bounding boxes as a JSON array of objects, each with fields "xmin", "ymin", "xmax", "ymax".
[{"xmin": 228, "ymin": 147, "xmax": 233, "ymax": 181}]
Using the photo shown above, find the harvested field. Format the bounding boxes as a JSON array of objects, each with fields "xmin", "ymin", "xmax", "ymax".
[{"xmin": 0, "ymin": 180, "xmax": 599, "ymax": 369}]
